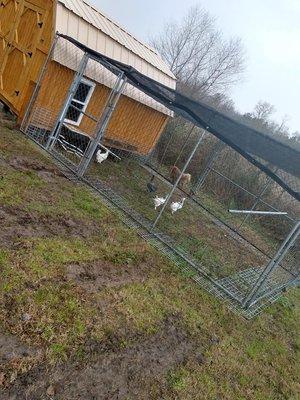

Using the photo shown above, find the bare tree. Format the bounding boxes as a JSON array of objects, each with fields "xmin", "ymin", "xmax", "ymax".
[
  {"xmin": 242, "ymin": 101, "xmax": 298, "ymax": 148},
  {"xmin": 252, "ymin": 101, "xmax": 276, "ymax": 121},
  {"xmin": 152, "ymin": 5, "xmax": 246, "ymax": 98}
]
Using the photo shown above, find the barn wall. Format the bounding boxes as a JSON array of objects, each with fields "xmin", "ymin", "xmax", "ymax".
[
  {"xmin": 0, "ymin": 0, "xmax": 54, "ymax": 116},
  {"xmin": 33, "ymin": 61, "xmax": 168, "ymax": 154}
]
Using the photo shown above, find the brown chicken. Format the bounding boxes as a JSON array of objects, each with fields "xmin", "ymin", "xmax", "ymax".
[{"xmin": 170, "ymin": 165, "xmax": 191, "ymax": 189}]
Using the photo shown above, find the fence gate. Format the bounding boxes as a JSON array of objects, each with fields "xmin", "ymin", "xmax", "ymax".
[{"xmin": 21, "ymin": 35, "xmax": 126, "ymax": 174}]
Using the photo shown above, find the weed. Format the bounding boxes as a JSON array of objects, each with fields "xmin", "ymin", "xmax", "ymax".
[
  {"xmin": 167, "ymin": 368, "xmax": 189, "ymax": 391},
  {"xmin": 50, "ymin": 343, "xmax": 67, "ymax": 361}
]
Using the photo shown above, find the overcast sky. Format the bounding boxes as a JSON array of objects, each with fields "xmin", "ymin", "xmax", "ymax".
[{"xmin": 95, "ymin": 0, "xmax": 300, "ymax": 133}]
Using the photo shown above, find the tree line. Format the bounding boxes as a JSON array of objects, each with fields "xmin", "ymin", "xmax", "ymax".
[{"xmin": 151, "ymin": 5, "xmax": 299, "ymax": 147}]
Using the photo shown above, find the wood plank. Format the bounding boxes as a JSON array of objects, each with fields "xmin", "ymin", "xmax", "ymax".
[
  {"xmin": 14, "ymin": 7, "xmax": 49, "ymax": 108},
  {"xmin": 0, "ymin": 0, "xmax": 54, "ymax": 113},
  {"xmin": 0, "ymin": 0, "xmax": 25, "ymax": 76}
]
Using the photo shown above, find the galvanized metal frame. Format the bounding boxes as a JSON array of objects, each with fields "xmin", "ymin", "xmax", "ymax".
[
  {"xmin": 20, "ymin": 34, "xmax": 59, "ymax": 134},
  {"xmin": 242, "ymin": 220, "xmax": 300, "ymax": 308},
  {"xmin": 21, "ymin": 35, "xmax": 300, "ymax": 315},
  {"xmin": 77, "ymin": 72, "xmax": 127, "ymax": 176},
  {"xmin": 46, "ymin": 52, "xmax": 90, "ymax": 150}
]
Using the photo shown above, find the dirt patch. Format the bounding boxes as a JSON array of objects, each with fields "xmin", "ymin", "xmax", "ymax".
[
  {"xmin": 8, "ymin": 156, "xmax": 63, "ymax": 178},
  {"xmin": 0, "ymin": 205, "xmax": 101, "ymax": 247},
  {"xmin": 66, "ymin": 260, "xmax": 149, "ymax": 292},
  {"xmin": 0, "ymin": 157, "xmax": 8, "ymax": 168},
  {"xmin": 0, "ymin": 111, "xmax": 16, "ymax": 131},
  {"xmin": 1, "ymin": 316, "xmax": 205, "ymax": 399},
  {"xmin": 0, "ymin": 333, "xmax": 37, "ymax": 365},
  {"xmin": 0, "ymin": 332, "xmax": 40, "ymax": 389}
]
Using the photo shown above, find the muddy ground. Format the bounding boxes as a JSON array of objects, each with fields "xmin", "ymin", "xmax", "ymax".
[
  {"xmin": 0, "ymin": 112, "xmax": 299, "ymax": 400},
  {"xmin": 1, "ymin": 316, "xmax": 208, "ymax": 400},
  {"xmin": 0, "ymin": 143, "xmax": 208, "ymax": 399}
]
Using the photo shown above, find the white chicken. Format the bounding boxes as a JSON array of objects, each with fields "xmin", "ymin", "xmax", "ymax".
[
  {"xmin": 96, "ymin": 148, "xmax": 109, "ymax": 164},
  {"xmin": 154, "ymin": 196, "xmax": 166, "ymax": 210},
  {"xmin": 170, "ymin": 198, "xmax": 186, "ymax": 214}
]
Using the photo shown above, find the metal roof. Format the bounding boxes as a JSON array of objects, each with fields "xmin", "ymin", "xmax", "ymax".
[{"xmin": 56, "ymin": 0, "xmax": 176, "ymax": 81}]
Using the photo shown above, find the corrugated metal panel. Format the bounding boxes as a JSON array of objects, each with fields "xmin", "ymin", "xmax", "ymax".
[{"xmin": 56, "ymin": 0, "xmax": 176, "ymax": 82}]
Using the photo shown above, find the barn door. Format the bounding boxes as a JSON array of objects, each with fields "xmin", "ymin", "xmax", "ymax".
[{"xmin": 0, "ymin": 0, "xmax": 50, "ymax": 112}]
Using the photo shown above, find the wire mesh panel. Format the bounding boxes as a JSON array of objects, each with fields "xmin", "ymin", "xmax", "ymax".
[
  {"xmin": 242, "ymin": 221, "xmax": 300, "ymax": 309},
  {"xmin": 146, "ymin": 121, "xmax": 299, "ymax": 304},
  {"xmin": 21, "ymin": 36, "xmax": 123, "ymax": 172},
  {"xmin": 22, "ymin": 37, "xmax": 84, "ymax": 148}
]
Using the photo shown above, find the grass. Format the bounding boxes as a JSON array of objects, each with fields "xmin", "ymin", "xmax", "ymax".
[
  {"xmin": 167, "ymin": 368, "xmax": 189, "ymax": 391},
  {"xmin": 0, "ymin": 122, "xmax": 299, "ymax": 399},
  {"xmin": 87, "ymin": 158, "xmax": 268, "ymax": 281}
]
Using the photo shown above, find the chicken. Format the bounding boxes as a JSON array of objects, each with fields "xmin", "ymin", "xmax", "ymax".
[
  {"xmin": 170, "ymin": 166, "xmax": 191, "ymax": 189},
  {"xmin": 154, "ymin": 196, "xmax": 166, "ymax": 210},
  {"xmin": 147, "ymin": 181, "xmax": 157, "ymax": 193},
  {"xmin": 96, "ymin": 148, "xmax": 109, "ymax": 164},
  {"xmin": 170, "ymin": 198, "xmax": 186, "ymax": 214}
]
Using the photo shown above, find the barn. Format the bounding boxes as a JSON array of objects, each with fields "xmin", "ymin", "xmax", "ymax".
[{"xmin": 0, "ymin": 0, "xmax": 176, "ymax": 154}]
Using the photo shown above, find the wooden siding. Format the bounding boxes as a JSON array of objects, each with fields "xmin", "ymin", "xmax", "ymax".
[
  {"xmin": 1, "ymin": 0, "xmax": 170, "ymax": 155},
  {"xmin": 0, "ymin": 0, "xmax": 54, "ymax": 115},
  {"xmin": 32, "ymin": 61, "xmax": 168, "ymax": 154}
]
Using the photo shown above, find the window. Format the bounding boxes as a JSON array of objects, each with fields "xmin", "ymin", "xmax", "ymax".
[{"xmin": 65, "ymin": 78, "xmax": 95, "ymax": 126}]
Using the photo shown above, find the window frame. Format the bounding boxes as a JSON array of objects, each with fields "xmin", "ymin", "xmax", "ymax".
[{"xmin": 64, "ymin": 78, "xmax": 96, "ymax": 126}]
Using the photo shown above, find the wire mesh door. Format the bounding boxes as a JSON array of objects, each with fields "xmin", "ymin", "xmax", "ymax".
[{"xmin": 21, "ymin": 35, "xmax": 124, "ymax": 173}]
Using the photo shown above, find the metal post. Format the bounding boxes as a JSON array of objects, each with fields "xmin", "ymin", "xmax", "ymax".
[
  {"xmin": 249, "ymin": 270, "xmax": 300, "ymax": 309},
  {"xmin": 21, "ymin": 34, "xmax": 59, "ymax": 133},
  {"xmin": 46, "ymin": 52, "xmax": 89, "ymax": 150},
  {"xmin": 242, "ymin": 220, "xmax": 300, "ymax": 309},
  {"xmin": 76, "ymin": 73, "xmax": 127, "ymax": 177},
  {"xmin": 152, "ymin": 128, "xmax": 205, "ymax": 228},
  {"xmin": 192, "ymin": 140, "xmax": 224, "ymax": 194}
]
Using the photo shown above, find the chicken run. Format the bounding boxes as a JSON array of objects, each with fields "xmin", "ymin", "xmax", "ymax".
[{"xmin": 21, "ymin": 34, "xmax": 299, "ymax": 317}]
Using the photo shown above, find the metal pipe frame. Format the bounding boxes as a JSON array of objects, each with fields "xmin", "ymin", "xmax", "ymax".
[
  {"xmin": 46, "ymin": 52, "xmax": 90, "ymax": 150},
  {"xmin": 67, "ymin": 103, "xmax": 98, "ymax": 122},
  {"xmin": 21, "ymin": 33, "xmax": 299, "ymax": 315},
  {"xmin": 242, "ymin": 220, "xmax": 300, "ymax": 309},
  {"xmin": 229, "ymin": 209, "xmax": 288, "ymax": 216},
  {"xmin": 152, "ymin": 128, "xmax": 205, "ymax": 228},
  {"xmin": 247, "ymin": 272, "xmax": 300, "ymax": 309},
  {"xmin": 77, "ymin": 72, "xmax": 127, "ymax": 177},
  {"xmin": 20, "ymin": 34, "xmax": 59, "ymax": 133},
  {"xmin": 192, "ymin": 140, "xmax": 225, "ymax": 193}
]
